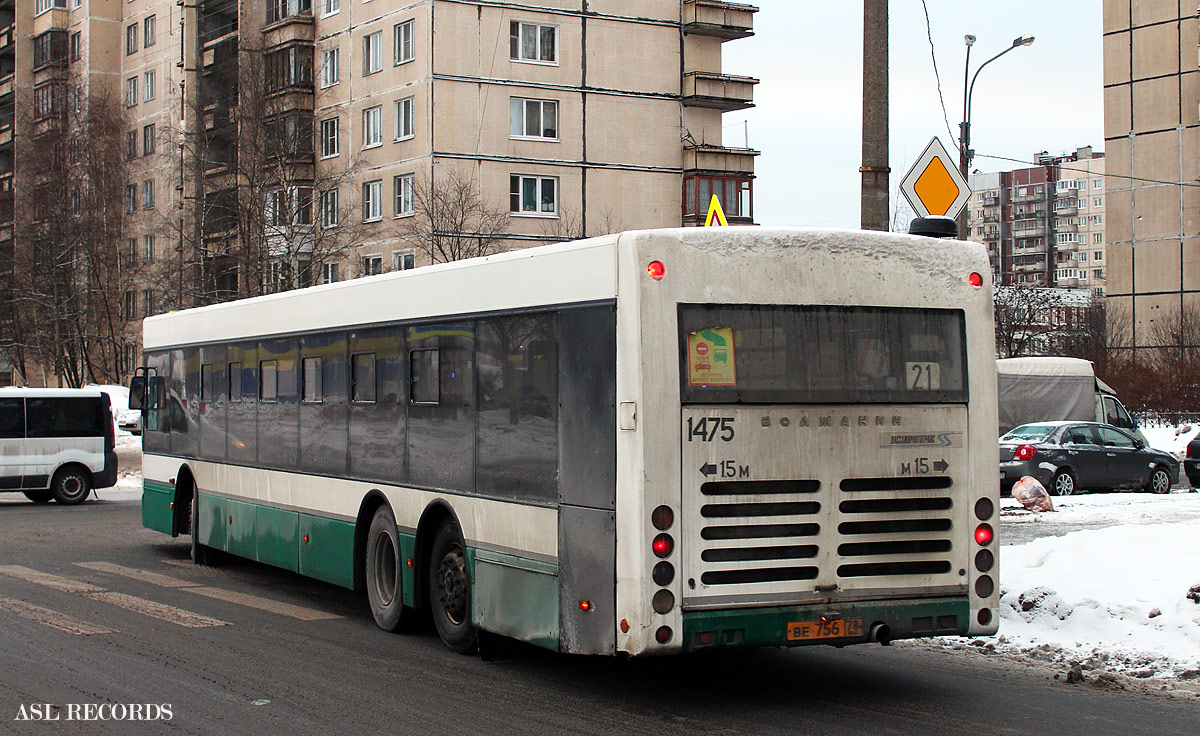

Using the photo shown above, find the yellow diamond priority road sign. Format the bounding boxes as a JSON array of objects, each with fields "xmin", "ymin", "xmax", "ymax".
[{"xmin": 899, "ymin": 137, "xmax": 971, "ymax": 219}]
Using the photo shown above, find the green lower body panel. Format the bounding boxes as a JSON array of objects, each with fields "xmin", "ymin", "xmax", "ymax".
[
  {"xmin": 469, "ymin": 548, "xmax": 559, "ymax": 650},
  {"xmin": 298, "ymin": 514, "xmax": 358, "ymax": 589},
  {"xmin": 681, "ymin": 597, "xmax": 972, "ymax": 652},
  {"xmin": 256, "ymin": 505, "xmax": 299, "ymax": 572},
  {"xmin": 142, "ymin": 481, "xmax": 175, "ymax": 535}
]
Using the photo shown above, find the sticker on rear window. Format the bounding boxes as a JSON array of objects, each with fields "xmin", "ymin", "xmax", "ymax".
[{"xmin": 688, "ymin": 327, "xmax": 737, "ymax": 387}]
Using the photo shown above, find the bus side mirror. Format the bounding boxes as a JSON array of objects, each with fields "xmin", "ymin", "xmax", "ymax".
[{"xmin": 128, "ymin": 376, "xmax": 146, "ymax": 411}]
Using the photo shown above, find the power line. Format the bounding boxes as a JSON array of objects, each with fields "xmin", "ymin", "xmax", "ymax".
[
  {"xmin": 920, "ymin": 0, "xmax": 957, "ymax": 144},
  {"xmin": 975, "ymin": 153, "xmax": 1200, "ymax": 189}
]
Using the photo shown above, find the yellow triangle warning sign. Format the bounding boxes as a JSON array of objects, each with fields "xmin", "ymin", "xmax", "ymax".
[{"xmin": 704, "ymin": 195, "xmax": 729, "ymax": 227}]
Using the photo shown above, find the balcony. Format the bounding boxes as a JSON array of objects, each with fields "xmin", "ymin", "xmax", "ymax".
[
  {"xmin": 1053, "ymin": 204, "xmax": 1077, "ymax": 216},
  {"xmin": 1012, "ymin": 224, "xmax": 1046, "ymax": 238},
  {"xmin": 1012, "ymin": 192, "xmax": 1044, "ymax": 203},
  {"xmin": 683, "ymin": 174, "xmax": 754, "ymax": 225},
  {"xmin": 1057, "ymin": 277, "xmax": 1080, "ymax": 288},
  {"xmin": 983, "ymin": 231, "xmax": 1000, "ymax": 241},
  {"xmin": 33, "ymin": 8, "xmax": 68, "ymax": 36},
  {"xmin": 1056, "ymin": 241, "xmax": 1079, "ymax": 254},
  {"xmin": 1013, "ymin": 262, "xmax": 1045, "ymax": 273},
  {"xmin": 980, "ymin": 193, "xmax": 999, "ymax": 205},
  {"xmin": 1013, "ymin": 209, "xmax": 1042, "ymax": 220},
  {"xmin": 0, "ymin": 24, "xmax": 13, "ymax": 54},
  {"xmin": 0, "ymin": 72, "xmax": 10, "ymax": 99},
  {"xmin": 1054, "ymin": 221, "xmax": 1078, "ymax": 233},
  {"xmin": 684, "ymin": 143, "xmax": 758, "ymax": 176},
  {"xmin": 982, "ymin": 214, "xmax": 999, "ymax": 223},
  {"xmin": 683, "ymin": 1, "xmax": 757, "ymax": 41},
  {"xmin": 682, "ymin": 71, "xmax": 757, "ymax": 111}
]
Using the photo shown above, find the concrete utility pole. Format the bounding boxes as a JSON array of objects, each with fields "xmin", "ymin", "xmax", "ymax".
[{"xmin": 860, "ymin": 0, "xmax": 889, "ymax": 231}]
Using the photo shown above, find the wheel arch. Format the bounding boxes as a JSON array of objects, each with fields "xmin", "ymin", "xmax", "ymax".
[
  {"xmin": 172, "ymin": 464, "xmax": 197, "ymax": 538},
  {"xmin": 51, "ymin": 461, "xmax": 94, "ymax": 489},
  {"xmin": 353, "ymin": 490, "xmax": 393, "ymax": 594},
  {"xmin": 413, "ymin": 500, "xmax": 462, "ymax": 612}
]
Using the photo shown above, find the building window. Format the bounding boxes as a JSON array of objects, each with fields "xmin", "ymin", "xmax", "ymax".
[
  {"xmin": 321, "ymin": 262, "xmax": 339, "ymax": 284},
  {"xmin": 684, "ymin": 176, "xmax": 752, "ymax": 221},
  {"xmin": 392, "ymin": 250, "xmax": 415, "ymax": 271},
  {"xmin": 1094, "ymin": 179, "xmax": 1102, "ymax": 189},
  {"xmin": 69, "ymin": 32, "xmax": 80, "ymax": 62},
  {"xmin": 142, "ymin": 289, "xmax": 155, "ymax": 318},
  {"xmin": 125, "ymin": 238, "xmax": 137, "ymax": 267},
  {"xmin": 1093, "ymin": 269, "xmax": 1104, "ymax": 280},
  {"xmin": 36, "ymin": 0, "xmax": 67, "ymax": 13},
  {"xmin": 394, "ymin": 19, "xmax": 414, "ymax": 65},
  {"xmin": 267, "ymin": 0, "xmax": 313, "ymax": 24},
  {"xmin": 144, "ymin": 15, "xmax": 156, "ymax": 48},
  {"xmin": 33, "ymin": 31, "xmax": 68, "ymax": 69},
  {"xmin": 320, "ymin": 47, "xmax": 339, "ymax": 88},
  {"xmin": 362, "ymin": 255, "xmax": 384, "ymax": 276},
  {"xmin": 509, "ymin": 21, "xmax": 557, "ymax": 64},
  {"xmin": 126, "ymin": 130, "xmax": 138, "ymax": 161},
  {"xmin": 394, "ymin": 96, "xmax": 414, "ymax": 140},
  {"xmin": 126, "ymin": 23, "xmax": 137, "ymax": 55},
  {"xmin": 268, "ymin": 187, "xmax": 313, "ymax": 227},
  {"xmin": 320, "ymin": 188, "xmax": 339, "ymax": 227},
  {"xmin": 363, "ymin": 31, "xmax": 382, "ymax": 75},
  {"xmin": 142, "ymin": 180, "xmax": 155, "ymax": 210},
  {"xmin": 1094, "ymin": 197, "xmax": 1101, "ymax": 207},
  {"xmin": 322, "ymin": 0, "xmax": 340, "ymax": 16},
  {"xmin": 143, "ymin": 124, "xmax": 156, "ymax": 155},
  {"xmin": 509, "ymin": 175, "xmax": 558, "ymax": 216},
  {"xmin": 125, "ymin": 77, "xmax": 138, "ymax": 107},
  {"xmin": 320, "ymin": 117, "xmax": 339, "ymax": 158},
  {"xmin": 509, "ymin": 98, "xmax": 558, "ymax": 139},
  {"xmin": 1091, "ymin": 215, "xmax": 1102, "ymax": 224},
  {"xmin": 1093, "ymin": 233, "xmax": 1103, "ymax": 245},
  {"xmin": 363, "ymin": 180, "xmax": 382, "ymax": 221},
  {"xmin": 143, "ymin": 70, "xmax": 156, "ymax": 101},
  {"xmin": 363, "ymin": 106, "xmax": 382, "ymax": 148},
  {"xmin": 143, "ymin": 234, "xmax": 155, "ymax": 263},
  {"xmin": 124, "ymin": 291, "xmax": 136, "ymax": 321},
  {"xmin": 125, "ymin": 184, "xmax": 137, "ymax": 213},
  {"xmin": 394, "ymin": 174, "xmax": 414, "ymax": 216},
  {"xmin": 266, "ymin": 45, "xmax": 313, "ymax": 92}
]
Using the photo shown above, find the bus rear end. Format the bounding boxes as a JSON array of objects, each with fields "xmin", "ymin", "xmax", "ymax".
[{"xmin": 613, "ymin": 228, "xmax": 999, "ymax": 655}]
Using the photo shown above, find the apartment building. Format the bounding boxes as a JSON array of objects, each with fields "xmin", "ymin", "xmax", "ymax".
[
  {"xmin": 0, "ymin": 0, "xmax": 758, "ymax": 385},
  {"xmin": 1102, "ymin": 1, "xmax": 1200, "ymax": 355},
  {"xmin": 966, "ymin": 146, "xmax": 1107, "ymax": 294}
]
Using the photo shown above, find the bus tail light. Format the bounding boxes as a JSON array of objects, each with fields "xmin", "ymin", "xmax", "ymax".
[
  {"xmin": 647, "ymin": 261, "xmax": 665, "ymax": 280},
  {"xmin": 1012, "ymin": 444, "xmax": 1037, "ymax": 461},
  {"xmin": 974, "ymin": 523, "xmax": 994, "ymax": 546},
  {"xmin": 968, "ymin": 272, "xmax": 983, "ymax": 288},
  {"xmin": 651, "ymin": 505, "xmax": 674, "ymax": 530},
  {"xmin": 652, "ymin": 533, "xmax": 674, "ymax": 558},
  {"xmin": 652, "ymin": 589, "xmax": 675, "ymax": 614},
  {"xmin": 655, "ymin": 626, "xmax": 672, "ymax": 644}
]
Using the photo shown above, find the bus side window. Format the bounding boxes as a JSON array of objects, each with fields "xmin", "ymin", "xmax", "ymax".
[
  {"xmin": 411, "ymin": 349, "xmax": 439, "ymax": 404},
  {"xmin": 145, "ymin": 376, "xmax": 163, "ymax": 432}
]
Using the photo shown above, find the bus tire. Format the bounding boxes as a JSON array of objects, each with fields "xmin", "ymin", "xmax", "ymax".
[
  {"xmin": 190, "ymin": 492, "xmax": 207, "ymax": 564},
  {"xmin": 366, "ymin": 504, "xmax": 412, "ymax": 632},
  {"xmin": 23, "ymin": 490, "xmax": 53, "ymax": 504},
  {"xmin": 51, "ymin": 466, "xmax": 91, "ymax": 505},
  {"xmin": 429, "ymin": 519, "xmax": 478, "ymax": 654}
]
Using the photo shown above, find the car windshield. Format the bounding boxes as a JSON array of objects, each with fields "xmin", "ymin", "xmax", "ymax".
[{"xmin": 1002, "ymin": 424, "xmax": 1058, "ymax": 442}]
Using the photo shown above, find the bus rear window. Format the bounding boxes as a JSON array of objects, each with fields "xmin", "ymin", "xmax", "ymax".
[{"xmin": 679, "ymin": 304, "xmax": 967, "ymax": 404}]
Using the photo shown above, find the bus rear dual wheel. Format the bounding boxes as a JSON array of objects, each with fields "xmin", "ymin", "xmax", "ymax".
[{"xmin": 365, "ymin": 506, "xmax": 477, "ymax": 654}]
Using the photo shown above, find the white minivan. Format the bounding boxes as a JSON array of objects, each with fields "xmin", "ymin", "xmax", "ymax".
[{"xmin": 0, "ymin": 387, "xmax": 118, "ymax": 504}]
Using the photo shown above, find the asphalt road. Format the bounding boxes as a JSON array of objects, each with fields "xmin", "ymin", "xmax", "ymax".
[{"xmin": 1, "ymin": 499, "xmax": 1196, "ymax": 736}]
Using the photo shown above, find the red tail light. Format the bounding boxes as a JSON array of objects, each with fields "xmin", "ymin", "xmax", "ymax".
[
  {"xmin": 1012, "ymin": 444, "xmax": 1037, "ymax": 461},
  {"xmin": 1188, "ymin": 444, "xmax": 1195, "ymax": 459},
  {"xmin": 974, "ymin": 523, "xmax": 994, "ymax": 546}
]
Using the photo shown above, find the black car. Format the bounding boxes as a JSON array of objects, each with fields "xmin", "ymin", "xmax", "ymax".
[
  {"xmin": 1185, "ymin": 436, "xmax": 1200, "ymax": 487},
  {"xmin": 999, "ymin": 421, "xmax": 1178, "ymax": 496}
]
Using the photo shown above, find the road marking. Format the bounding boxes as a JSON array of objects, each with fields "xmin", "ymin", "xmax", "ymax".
[
  {"xmin": 75, "ymin": 561, "xmax": 197, "ymax": 589},
  {"xmin": 186, "ymin": 587, "xmax": 341, "ymax": 621},
  {"xmin": 160, "ymin": 559, "xmax": 194, "ymax": 569},
  {"xmin": 0, "ymin": 596, "xmax": 117, "ymax": 636},
  {"xmin": 0, "ymin": 565, "xmax": 104, "ymax": 594},
  {"xmin": 86, "ymin": 592, "xmax": 230, "ymax": 628}
]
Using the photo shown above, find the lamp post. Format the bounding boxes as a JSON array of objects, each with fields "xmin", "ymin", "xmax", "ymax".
[{"xmin": 956, "ymin": 33, "xmax": 1035, "ymax": 236}]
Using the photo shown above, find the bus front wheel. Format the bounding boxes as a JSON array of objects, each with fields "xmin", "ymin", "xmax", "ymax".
[
  {"xmin": 366, "ymin": 504, "xmax": 413, "ymax": 632},
  {"xmin": 429, "ymin": 519, "xmax": 478, "ymax": 654}
]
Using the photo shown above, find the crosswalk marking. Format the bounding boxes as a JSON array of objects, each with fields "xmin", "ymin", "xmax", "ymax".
[
  {"xmin": 0, "ymin": 565, "xmax": 104, "ymax": 594},
  {"xmin": 75, "ymin": 561, "xmax": 196, "ymax": 588},
  {"xmin": 86, "ymin": 592, "xmax": 230, "ymax": 628},
  {"xmin": 186, "ymin": 586, "xmax": 342, "ymax": 621},
  {"xmin": 0, "ymin": 596, "xmax": 117, "ymax": 636}
]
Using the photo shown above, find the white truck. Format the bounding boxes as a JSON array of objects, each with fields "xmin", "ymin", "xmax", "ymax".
[{"xmin": 996, "ymin": 357, "xmax": 1145, "ymax": 440}]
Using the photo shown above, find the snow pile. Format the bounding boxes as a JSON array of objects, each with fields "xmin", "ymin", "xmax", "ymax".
[
  {"xmin": 997, "ymin": 519, "xmax": 1200, "ymax": 678},
  {"xmin": 1142, "ymin": 423, "xmax": 1199, "ymax": 462}
]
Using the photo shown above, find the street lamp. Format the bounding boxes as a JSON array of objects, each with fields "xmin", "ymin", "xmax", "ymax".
[{"xmin": 957, "ymin": 34, "xmax": 1035, "ymax": 234}]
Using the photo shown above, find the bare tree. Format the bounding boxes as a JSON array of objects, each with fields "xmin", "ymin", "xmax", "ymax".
[
  {"xmin": 395, "ymin": 168, "xmax": 509, "ymax": 264},
  {"xmin": 993, "ymin": 285, "xmax": 1057, "ymax": 358},
  {"xmin": 10, "ymin": 80, "xmax": 136, "ymax": 386}
]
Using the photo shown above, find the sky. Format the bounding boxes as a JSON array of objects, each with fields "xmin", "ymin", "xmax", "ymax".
[{"xmin": 723, "ymin": 1, "xmax": 1103, "ymax": 229}]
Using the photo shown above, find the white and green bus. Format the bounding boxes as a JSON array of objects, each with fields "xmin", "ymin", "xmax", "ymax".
[{"xmin": 130, "ymin": 227, "xmax": 1000, "ymax": 655}]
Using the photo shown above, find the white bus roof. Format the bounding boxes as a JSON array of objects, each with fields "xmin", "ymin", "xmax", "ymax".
[
  {"xmin": 144, "ymin": 227, "xmax": 989, "ymax": 350},
  {"xmin": 0, "ymin": 387, "xmax": 107, "ymax": 398},
  {"xmin": 996, "ymin": 357, "xmax": 1095, "ymax": 377}
]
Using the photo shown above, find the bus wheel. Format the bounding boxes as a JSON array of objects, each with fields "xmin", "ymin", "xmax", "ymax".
[
  {"xmin": 189, "ymin": 493, "xmax": 210, "ymax": 565},
  {"xmin": 23, "ymin": 490, "xmax": 53, "ymax": 504},
  {"xmin": 51, "ymin": 467, "xmax": 91, "ymax": 505},
  {"xmin": 429, "ymin": 519, "xmax": 478, "ymax": 654},
  {"xmin": 366, "ymin": 505, "xmax": 412, "ymax": 632}
]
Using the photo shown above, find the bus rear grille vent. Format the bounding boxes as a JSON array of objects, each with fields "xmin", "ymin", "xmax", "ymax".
[
  {"xmin": 698, "ymin": 479, "xmax": 822, "ymax": 587},
  {"xmin": 834, "ymin": 485, "xmax": 954, "ymax": 579},
  {"xmin": 839, "ymin": 476, "xmax": 952, "ymax": 492}
]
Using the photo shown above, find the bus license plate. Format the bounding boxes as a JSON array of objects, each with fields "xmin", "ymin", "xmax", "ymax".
[{"xmin": 787, "ymin": 618, "xmax": 864, "ymax": 641}]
